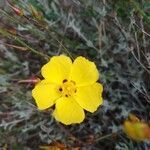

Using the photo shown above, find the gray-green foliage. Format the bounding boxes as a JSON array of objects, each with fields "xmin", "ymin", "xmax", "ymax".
[{"xmin": 0, "ymin": 0, "xmax": 150, "ymax": 149}]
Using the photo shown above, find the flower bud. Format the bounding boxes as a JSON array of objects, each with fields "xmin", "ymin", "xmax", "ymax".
[
  {"xmin": 18, "ymin": 77, "xmax": 41, "ymax": 84},
  {"xmin": 29, "ymin": 4, "xmax": 43, "ymax": 20},
  {"xmin": 11, "ymin": 6, "xmax": 24, "ymax": 16}
]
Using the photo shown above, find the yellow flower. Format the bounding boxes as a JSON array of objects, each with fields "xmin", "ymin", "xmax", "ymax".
[
  {"xmin": 123, "ymin": 114, "xmax": 150, "ymax": 141},
  {"xmin": 32, "ymin": 55, "xmax": 103, "ymax": 125}
]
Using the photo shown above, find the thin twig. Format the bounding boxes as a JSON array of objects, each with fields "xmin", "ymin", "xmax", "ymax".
[
  {"xmin": 131, "ymin": 50, "xmax": 150, "ymax": 74},
  {"xmin": 0, "ymin": 8, "xmax": 73, "ymax": 59},
  {"xmin": 133, "ymin": 22, "xmax": 150, "ymax": 37}
]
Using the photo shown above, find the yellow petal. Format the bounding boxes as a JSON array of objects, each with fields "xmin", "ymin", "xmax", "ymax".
[
  {"xmin": 74, "ymin": 83, "xmax": 103, "ymax": 112},
  {"xmin": 70, "ymin": 56, "xmax": 99, "ymax": 86},
  {"xmin": 144, "ymin": 125, "xmax": 150, "ymax": 139},
  {"xmin": 41, "ymin": 55, "xmax": 72, "ymax": 84},
  {"xmin": 124, "ymin": 120, "xmax": 150, "ymax": 141},
  {"xmin": 32, "ymin": 80, "xmax": 61, "ymax": 110},
  {"xmin": 128, "ymin": 114, "xmax": 140, "ymax": 123},
  {"xmin": 53, "ymin": 97, "xmax": 85, "ymax": 125},
  {"xmin": 124, "ymin": 121, "xmax": 139, "ymax": 140}
]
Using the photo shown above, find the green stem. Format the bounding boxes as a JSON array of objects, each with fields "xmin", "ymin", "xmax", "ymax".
[
  {"xmin": 15, "ymin": 37, "xmax": 49, "ymax": 60},
  {"xmin": 0, "ymin": 28, "xmax": 49, "ymax": 60}
]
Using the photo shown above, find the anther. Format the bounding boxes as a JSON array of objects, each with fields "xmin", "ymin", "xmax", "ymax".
[
  {"xmin": 59, "ymin": 87, "xmax": 63, "ymax": 92},
  {"xmin": 65, "ymin": 94, "xmax": 68, "ymax": 97},
  {"xmin": 63, "ymin": 79, "xmax": 68, "ymax": 83}
]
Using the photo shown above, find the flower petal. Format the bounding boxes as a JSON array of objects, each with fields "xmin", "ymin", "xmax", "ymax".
[
  {"xmin": 74, "ymin": 83, "xmax": 103, "ymax": 112},
  {"xmin": 41, "ymin": 55, "xmax": 72, "ymax": 84},
  {"xmin": 70, "ymin": 56, "xmax": 99, "ymax": 86},
  {"xmin": 32, "ymin": 80, "xmax": 61, "ymax": 110},
  {"xmin": 124, "ymin": 121, "xmax": 147, "ymax": 140},
  {"xmin": 53, "ymin": 97, "xmax": 85, "ymax": 125}
]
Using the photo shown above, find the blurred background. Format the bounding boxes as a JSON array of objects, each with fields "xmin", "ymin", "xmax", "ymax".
[{"xmin": 0, "ymin": 0, "xmax": 150, "ymax": 149}]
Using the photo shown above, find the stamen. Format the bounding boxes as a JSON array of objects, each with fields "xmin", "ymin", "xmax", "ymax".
[
  {"xmin": 71, "ymin": 80, "xmax": 76, "ymax": 85},
  {"xmin": 60, "ymin": 80, "xmax": 76, "ymax": 97}
]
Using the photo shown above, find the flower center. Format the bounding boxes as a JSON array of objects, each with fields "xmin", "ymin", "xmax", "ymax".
[{"xmin": 59, "ymin": 79, "xmax": 77, "ymax": 97}]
